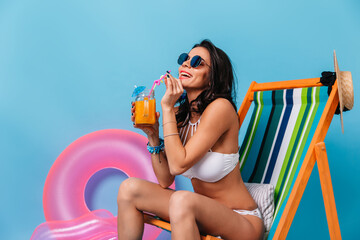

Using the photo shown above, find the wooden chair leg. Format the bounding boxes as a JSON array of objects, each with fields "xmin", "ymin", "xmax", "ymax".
[{"xmin": 315, "ymin": 142, "xmax": 342, "ymax": 240}]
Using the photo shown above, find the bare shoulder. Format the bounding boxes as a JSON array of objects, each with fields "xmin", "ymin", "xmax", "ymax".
[
  {"xmin": 202, "ymin": 98, "xmax": 238, "ymax": 124},
  {"xmin": 204, "ymin": 98, "xmax": 237, "ymax": 115}
]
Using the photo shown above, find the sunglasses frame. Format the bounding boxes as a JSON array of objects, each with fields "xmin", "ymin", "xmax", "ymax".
[{"xmin": 177, "ymin": 53, "xmax": 211, "ymax": 68}]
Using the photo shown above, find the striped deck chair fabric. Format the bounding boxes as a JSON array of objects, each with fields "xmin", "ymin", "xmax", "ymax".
[{"xmin": 239, "ymin": 86, "xmax": 329, "ymax": 239}]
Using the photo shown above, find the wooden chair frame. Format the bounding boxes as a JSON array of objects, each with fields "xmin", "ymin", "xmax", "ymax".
[{"xmin": 144, "ymin": 78, "xmax": 342, "ymax": 240}]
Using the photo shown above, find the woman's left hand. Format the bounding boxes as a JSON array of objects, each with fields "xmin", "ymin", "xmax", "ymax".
[{"xmin": 161, "ymin": 73, "xmax": 184, "ymax": 111}]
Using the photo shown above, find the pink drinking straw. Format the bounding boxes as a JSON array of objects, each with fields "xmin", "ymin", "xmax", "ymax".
[{"xmin": 148, "ymin": 71, "xmax": 171, "ymax": 98}]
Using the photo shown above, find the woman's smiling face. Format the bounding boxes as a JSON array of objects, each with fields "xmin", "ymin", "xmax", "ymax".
[{"xmin": 178, "ymin": 47, "xmax": 211, "ymax": 92}]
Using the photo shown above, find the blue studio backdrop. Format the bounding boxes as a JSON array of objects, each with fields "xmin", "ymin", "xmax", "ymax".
[{"xmin": 1, "ymin": 0, "xmax": 359, "ymax": 239}]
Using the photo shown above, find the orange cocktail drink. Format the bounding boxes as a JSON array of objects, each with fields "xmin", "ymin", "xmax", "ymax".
[
  {"xmin": 134, "ymin": 88, "xmax": 156, "ymax": 125},
  {"xmin": 135, "ymin": 97, "xmax": 156, "ymax": 125}
]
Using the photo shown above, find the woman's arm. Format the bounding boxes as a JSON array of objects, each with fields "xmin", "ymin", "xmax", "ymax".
[
  {"xmin": 131, "ymin": 104, "xmax": 174, "ymax": 188},
  {"xmin": 147, "ymin": 135, "xmax": 175, "ymax": 188}
]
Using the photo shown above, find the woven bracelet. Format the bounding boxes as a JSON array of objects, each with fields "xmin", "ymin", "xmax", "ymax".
[{"xmin": 147, "ymin": 138, "xmax": 164, "ymax": 154}]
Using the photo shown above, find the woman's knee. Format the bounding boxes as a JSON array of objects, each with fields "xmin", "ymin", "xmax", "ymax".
[
  {"xmin": 117, "ymin": 177, "xmax": 143, "ymax": 204},
  {"xmin": 169, "ymin": 191, "xmax": 196, "ymax": 220}
]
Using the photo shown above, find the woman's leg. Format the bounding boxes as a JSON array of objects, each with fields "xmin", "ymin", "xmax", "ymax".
[
  {"xmin": 117, "ymin": 177, "xmax": 174, "ymax": 240},
  {"xmin": 169, "ymin": 191, "xmax": 264, "ymax": 240}
]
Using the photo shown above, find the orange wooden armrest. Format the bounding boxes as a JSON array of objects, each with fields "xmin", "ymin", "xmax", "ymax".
[
  {"xmin": 143, "ymin": 213, "xmax": 171, "ymax": 232},
  {"xmin": 143, "ymin": 213, "xmax": 221, "ymax": 240}
]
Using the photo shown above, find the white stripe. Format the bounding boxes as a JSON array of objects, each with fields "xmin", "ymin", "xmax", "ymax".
[
  {"xmin": 274, "ymin": 87, "xmax": 317, "ymax": 218},
  {"xmin": 270, "ymin": 88, "xmax": 302, "ymax": 186},
  {"xmin": 179, "ymin": 126, "xmax": 185, "ymax": 142},
  {"xmin": 261, "ymin": 90, "xmax": 287, "ymax": 183},
  {"xmin": 239, "ymin": 92, "xmax": 262, "ymax": 168},
  {"xmin": 183, "ymin": 124, "xmax": 190, "ymax": 145},
  {"xmin": 181, "ymin": 125, "xmax": 188, "ymax": 144},
  {"xmin": 180, "ymin": 116, "xmax": 201, "ymax": 146},
  {"xmin": 189, "ymin": 117, "xmax": 200, "ymax": 125}
]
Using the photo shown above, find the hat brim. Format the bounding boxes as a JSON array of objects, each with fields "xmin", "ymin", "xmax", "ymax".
[{"xmin": 334, "ymin": 51, "xmax": 345, "ymax": 133}]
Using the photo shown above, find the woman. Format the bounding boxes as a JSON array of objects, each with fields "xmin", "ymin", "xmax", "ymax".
[{"xmin": 117, "ymin": 40, "xmax": 264, "ymax": 240}]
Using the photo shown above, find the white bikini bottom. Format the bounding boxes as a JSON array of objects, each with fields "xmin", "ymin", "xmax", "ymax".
[
  {"xmin": 214, "ymin": 208, "xmax": 263, "ymax": 239},
  {"xmin": 233, "ymin": 208, "xmax": 263, "ymax": 220}
]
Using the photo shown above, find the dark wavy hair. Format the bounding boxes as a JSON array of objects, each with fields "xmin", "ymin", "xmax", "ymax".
[{"xmin": 176, "ymin": 39, "xmax": 237, "ymax": 127}]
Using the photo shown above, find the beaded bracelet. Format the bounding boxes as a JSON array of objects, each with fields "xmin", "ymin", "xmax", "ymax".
[{"xmin": 147, "ymin": 138, "xmax": 164, "ymax": 154}]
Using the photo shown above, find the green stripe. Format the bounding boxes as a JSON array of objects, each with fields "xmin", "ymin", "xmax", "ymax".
[
  {"xmin": 239, "ymin": 91, "xmax": 264, "ymax": 171},
  {"xmin": 239, "ymin": 92, "xmax": 259, "ymax": 166}
]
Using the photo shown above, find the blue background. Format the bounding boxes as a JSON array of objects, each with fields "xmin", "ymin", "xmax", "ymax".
[{"xmin": 1, "ymin": 0, "xmax": 359, "ymax": 239}]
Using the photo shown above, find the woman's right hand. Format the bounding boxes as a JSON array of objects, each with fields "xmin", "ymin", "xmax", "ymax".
[
  {"xmin": 131, "ymin": 102, "xmax": 160, "ymax": 140},
  {"xmin": 161, "ymin": 73, "xmax": 183, "ymax": 111}
]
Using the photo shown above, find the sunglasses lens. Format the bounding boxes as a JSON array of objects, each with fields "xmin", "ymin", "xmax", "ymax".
[
  {"xmin": 178, "ymin": 53, "xmax": 189, "ymax": 65},
  {"xmin": 191, "ymin": 55, "xmax": 202, "ymax": 68}
]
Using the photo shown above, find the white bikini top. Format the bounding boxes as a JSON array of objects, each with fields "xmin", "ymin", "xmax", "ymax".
[{"xmin": 179, "ymin": 116, "xmax": 239, "ymax": 183}]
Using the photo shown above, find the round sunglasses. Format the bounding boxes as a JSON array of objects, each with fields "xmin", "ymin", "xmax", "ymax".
[{"xmin": 177, "ymin": 53, "xmax": 211, "ymax": 68}]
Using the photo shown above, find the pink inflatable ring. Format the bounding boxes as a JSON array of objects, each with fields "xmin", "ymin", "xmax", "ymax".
[{"xmin": 43, "ymin": 129, "xmax": 158, "ymax": 221}]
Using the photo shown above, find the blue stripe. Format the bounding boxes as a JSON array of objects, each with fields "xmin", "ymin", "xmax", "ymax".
[{"xmin": 264, "ymin": 89, "xmax": 294, "ymax": 183}]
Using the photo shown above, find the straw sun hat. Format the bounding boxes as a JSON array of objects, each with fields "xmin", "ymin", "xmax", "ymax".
[{"xmin": 334, "ymin": 50, "xmax": 354, "ymax": 133}]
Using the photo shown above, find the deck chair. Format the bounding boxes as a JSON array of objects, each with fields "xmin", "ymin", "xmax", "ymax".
[{"xmin": 144, "ymin": 76, "xmax": 342, "ymax": 240}]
